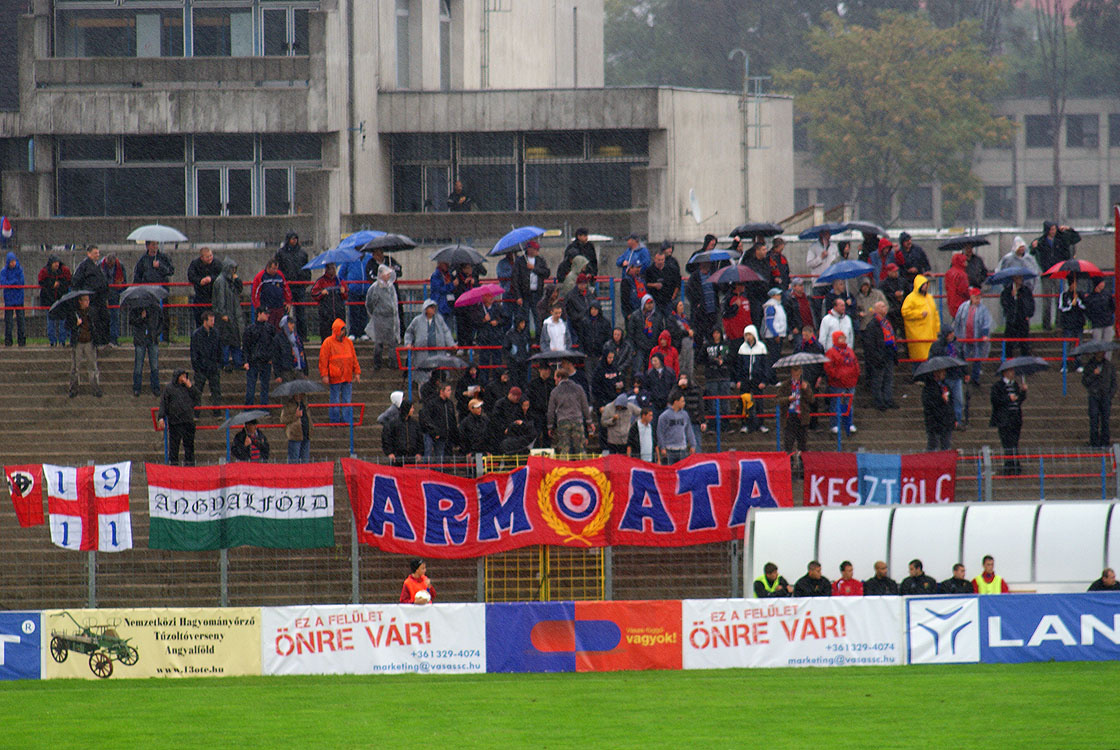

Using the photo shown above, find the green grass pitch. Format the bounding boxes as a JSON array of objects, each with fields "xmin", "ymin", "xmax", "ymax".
[{"xmin": 4, "ymin": 662, "xmax": 1119, "ymax": 748}]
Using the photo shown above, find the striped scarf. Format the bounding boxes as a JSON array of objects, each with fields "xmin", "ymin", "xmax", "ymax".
[{"xmin": 877, "ymin": 314, "xmax": 895, "ymax": 350}]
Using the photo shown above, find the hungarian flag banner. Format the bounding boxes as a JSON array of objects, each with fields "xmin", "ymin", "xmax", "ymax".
[
  {"xmin": 343, "ymin": 452, "xmax": 793, "ymax": 559},
  {"xmin": 5, "ymin": 464, "xmax": 44, "ymax": 527},
  {"xmin": 801, "ymin": 451, "xmax": 958, "ymax": 506},
  {"xmin": 44, "ymin": 462, "xmax": 133, "ymax": 551},
  {"xmin": 146, "ymin": 462, "xmax": 335, "ymax": 550}
]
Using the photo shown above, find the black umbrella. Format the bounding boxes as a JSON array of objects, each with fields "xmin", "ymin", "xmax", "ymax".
[
  {"xmin": 938, "ymin": 235, "xmax": 990, "ymax": 251},
  {"xmin": 530, "ymin": 349, "xmax": 586, "ymax": 362},
  {"xmin": 47, "ymin": 289, "xmax": 95, "ymax": 320},
  {"xmin": 845, "ymin": 221, "xmax": 887, "ymax": 236},
  {"xmin": 219, "ymin": 409, "xmax": 271, "ymax": 430},
  {"xmin": 1070, "ymin": 341, "xmax": 1120, "ymax": 357},
  {"xmin": 271, "ymin": 379, "xmax": 327, "ymax": 398},
  {"xmin": 772, "ymin": 352, "xmax": 829, "ymax": 369},
  {"xmin": 708, "ymin": 264, "xmax": 764, "ymax": 285},
  {"xmin": 430, "ymin": 244, "xmax": 486, "ymax": 266},
  {"xmin": 997, "ymin": 356, "xmax": 1048, "ymax": 376},
  {"xmin": 418, "ymin": 354, "xmax": 469, "ymax": 370},
  {"xmin": 913, "ymin": 356, "xmax": 967, "ymax": 380},
  {"xmin": 730, "ymin": 222, "xmax": 783, "ymax": 238},
  {"xmin": 359, "ymin": 233, "xmax": 417, "ymax": 253},
  {"xmin": 118, "ymin": 285, "xmax": 168, "ymax": 309}
]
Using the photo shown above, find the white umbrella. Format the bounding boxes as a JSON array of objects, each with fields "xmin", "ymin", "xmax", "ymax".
[{"xmin": 127, "ymin": 224, "xmax": 188, "ymax": 243}]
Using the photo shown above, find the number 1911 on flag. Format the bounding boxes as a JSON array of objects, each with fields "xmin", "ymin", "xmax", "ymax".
[{"xmin": 44, "ymin": 463, "xmax": 132, "ymax": 552}]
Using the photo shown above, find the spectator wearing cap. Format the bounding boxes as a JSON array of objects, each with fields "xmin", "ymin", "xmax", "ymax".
[
  {"xmin": 617, "ymin": 234, "xmax": 651, "ymax": 271},
  {"xmin": 894, "ymin": 232, "xmax": 930, "ymax": 284},
  {"xmin": 953, "ymin": 286, "xmax": 992, "ymax": 386},
  {"xmin": 996, "ymin": 236, "xmax": 1040, "ymax": 291},
  {"xmin": 510, "ymin": 241, "xmax": 550, "ymax": 336},
  {"xmin": 761, "ymin": 287, "xmax": 789, "ymax": 364},
  {"xmin": 660, "ymin": 239, "xmax": 681, "ymax": 280},
  {"xmin": 644, "ymin": 249, "xmax": 679, "ymax": 314},
  {"xmin": 489, "ymin": 384, "xmax": 524, "ymax": 439},
  {"xmin": 560, "ymin": 228, "xmax": 598, "ymax": 281},
  {"xmin": 620, "ymin": 260, "xmax": 647, "ymax": 319},
  {"xmin": 460, "ymin": 398, "xmax": 491, "ymax": 455}
]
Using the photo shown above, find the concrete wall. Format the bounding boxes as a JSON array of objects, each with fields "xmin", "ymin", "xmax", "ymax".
[{"xmin": 747, "ymin": 96, "xmax": 794, "ymax": 223}]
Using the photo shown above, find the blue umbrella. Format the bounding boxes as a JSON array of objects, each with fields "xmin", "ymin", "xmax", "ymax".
[
  {"xmin": 798, "ymin": 222, "xmax": 847, "ymax": 240},
  {"xmin": 489, "ymin": 226, "xmax": 545, "ymax": 256},
  {"xmin": 987, "ymin": 266, "xmax": 1037, "ymax": 286},
  {"xmin": 685, "ymin": 249, "xmax": 734, "ymax": 270},
  {"xmin": 336, "ymin": 230, "xmax": 386, "ymax": 251},
  {"xmin": 816, "ymin": 260, "xmax": 875, "ymax": 283},
  {"xmin": 303, "ymin": 246, "xmax": 365, "ymax": 270}
]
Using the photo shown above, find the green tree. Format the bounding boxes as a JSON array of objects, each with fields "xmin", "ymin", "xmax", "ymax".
[{"xmin": 777, "ymin": 12, "xmax": 1013, "ymax": 226}]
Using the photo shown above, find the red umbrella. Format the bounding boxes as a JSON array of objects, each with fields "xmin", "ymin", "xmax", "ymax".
[
  {"xmin": 708, "ymin": 265, "xmax": 764, "ymax": 284},
  {"xmin": 1043, "ymin": 259, "xmax": 1102, "ymax": 278},
  {"xmin": 454, "ymin": 283, "xmax": 505, "ymax": 308}
]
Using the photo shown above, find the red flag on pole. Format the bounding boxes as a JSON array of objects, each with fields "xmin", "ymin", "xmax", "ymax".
[{"xmin": 5, "ymin": 464, "xmax": 44, "ymax": 527}]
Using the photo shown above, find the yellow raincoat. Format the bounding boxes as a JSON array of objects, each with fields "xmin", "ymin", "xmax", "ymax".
[{"xmin": 901, "ymin": 274, "xmax": 940, "ymax": 361}]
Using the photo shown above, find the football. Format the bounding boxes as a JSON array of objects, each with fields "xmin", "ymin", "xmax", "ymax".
[{"xmin": 413, "ymin": 589, "xmax": 431, "ymax": 604}]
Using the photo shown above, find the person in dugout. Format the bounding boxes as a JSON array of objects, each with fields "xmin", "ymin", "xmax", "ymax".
[{"xmin": 401, "ymin": 557, "xmax": 435, "ymax": 604}]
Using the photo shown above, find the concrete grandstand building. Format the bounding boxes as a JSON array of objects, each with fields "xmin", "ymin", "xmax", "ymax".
[{"xmin": 0, "ymin": 0, "xmax": 793, "ymax": 253}]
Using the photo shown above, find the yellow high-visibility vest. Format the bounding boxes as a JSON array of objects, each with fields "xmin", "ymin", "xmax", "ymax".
[{"xmin": 973, "ymin": 574, "xmax": 1004, "ymax": 594}]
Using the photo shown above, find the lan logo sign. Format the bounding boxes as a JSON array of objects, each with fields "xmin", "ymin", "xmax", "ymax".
[{"xmin": 906, "ymin": 597, "xmax": 979, "ymax": 664}]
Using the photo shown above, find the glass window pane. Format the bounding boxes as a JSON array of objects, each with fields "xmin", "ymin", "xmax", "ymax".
[
  {"xmin": 589, "ymin": 130, "xmax": 648, "ymax": 158},
  {"xmin": 459, "ymin": 133, "xmax": 515, "ymax": 159},
  {"xmin": 196, "ymin": 169, "xmax": 222, "ymax": 215},
  {"xmin": 391, "ymin": 134, "xmax": 449, "ymax": 162},
  {"xmin": 261, "ymin": 134, "xmax": 320, "ymax": 161},
  {"xmin": 107, "ymin": 167, "xmax": 184, "ymax": 215},
  {"xmin": 1066, "ymin": 114, "xmax": 1099, "ymax": 148},
  {"xmin": 227, "ymin": 168, "xmax": 252, "ymax": 215},
  {"xmin": 1111, "ymin": 115, "xmax": 1120, "ymax": 148},
  {"xmin": 1025, "ymin": 115, "xmax": 1054, "ymax": 148},
  {"xmin": 393, "ymin": 165, "xmax": 423, "ymax": 212},
  {"xmin": 123, "ymin": 135, "xmax": 184, "ymax": 163},
  {"xmin": 983, "ymin": 186, "xmax": 1014, "ymax": 222},
  {"xmin": 56, "ymin": 10, "xmax": 135, "ymax": 57},
  {"xmin": 193, "ymin": 8, "xmax": 252, "ymax": 56},
  {"xmin": 57, "ymin": 168, "xmax": 108, "ymax": 216},
  {"xmin": 396, "ymin": 0, "xmax": 410, "ymax": 88},
  {"xmin": 525, "ymin": 132, "xmax": 583, "ymax": 159},
  {"xmin": 458, "ymin": 164, "xmax": 516, "ymax": 211},
  {"xmin": 265, "ymin": 168, "xmax": 290, "ymax": 214},
  {"xmin": 162, "ymin": 10, "xmax": 185, "ymax": 57},
  {"xmin": 263, "ymin": 9, "xmax": 287, "ymax": 55},
  {"xmin": 1026, "ymin": 186, "xmax": 1056, "ymax": 220},
  {"xmin": 292, "ymin": 9, "xmax": 309, "ymax": 54},
  {"xmin": 439, "ymin": 0, "xmax": 450, "ymax": 90},
  {"xmin": 59, "ymin": 137, "xmax": 116, "ymax": 162},
  {"xmin": 426, "ymin": 166, "xmax": 449, "ymax": 211},
  {"xmin": 570, "ymin": 163, "xmax": 632, "ymax": 209},
  {"xmin": 195, "ymin": 135, "xmax": 254, "ymax": 161},
  {"xmin": 1066, "ymin": 185, "xmax": 1099, "ymax": 218}
]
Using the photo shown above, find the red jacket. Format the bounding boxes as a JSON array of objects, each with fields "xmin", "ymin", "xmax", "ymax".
[
  {"xmin": 723, "ymin": 294, "xmax": 752, "ymax": 340},
  {"xmin": 649, "ymin": 330, "xmax": 680, "ymax": 376},
  {"xmin": 832, "ymin": 578, "xmax": 864, "ymax": 596},
  {"xmin": 945, "ymin": 253, "xmax": 969, "ymax": 317},
  {"xmin": 824, "ymin": 333, "xmax": 860, "ymax": 388}
]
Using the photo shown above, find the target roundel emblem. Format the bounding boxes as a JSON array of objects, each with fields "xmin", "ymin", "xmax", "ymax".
[{"xmin": 537, "ymin": 466, "xmax": 613, "ymax": 545}]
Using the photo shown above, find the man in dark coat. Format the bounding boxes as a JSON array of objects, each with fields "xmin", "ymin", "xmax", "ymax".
[
  {"xmin": 1082, "ymin": 351, "xmax": 1116, "ymax": 447},
  {"xmin": 939, "ymin": 563, "xmax": 974, "ymax": 595},
  {"xmin": 1000, "ymin": 276, "xmax": 1034, "ymax": 357},
  {"xmin": 420, "ymin": 381, "xmax": 460, "ymax": 461},
  {"xmin": 71, "ymin": 245, "xmax": 110, "ymax": 346},
  {"xmin": 753, "ymin": 562, "xmax": 792, "ymax": 598},
  {"xmin": 381, "ymin": 400, "xmax": 423, "ymax": 465},
  {"xmin": 643, "ymin": 249, "xmax": 680, "ymax": 314},
  {"xmin": 129, "ymin": 300, "xmax": 161, "ymax": 397},
  {"xmin": 509, "ymin": 242, "xmax": 550, "ymax": 335},
  {"xmin": 557, "ymin": 228, "xmax": 598, "ymax": 281},
  {"xmin": 243, "ymin": 308, "xmax": 278, "ymax": 405},
  {"xmin": 863, "ymin": 561, "xmax": 900, "ymax": 596},
  {"xmin": 991, "ymin": 366, "xmax": 1027, "ymax": 474},
  {"xmin": 962, "ymin": 243, "xmax": 989, "ymax": 289},
  {"xmin": 275, "ymin": 232, "xmax": 310, "ymax": 340},
  {"xmin": 157, "ymin": 370, "xmax": 200, "ymax": 465},
  {"xmin": 900, "ymin": 559, "xmax": 939, "ymax": 596},
  {"xmin": 460, "ymin": 398, "xmax": 491, "ymax": 455},
  {"xmin": 1031, "ymin": 221, "xmax": 1081, "ymax": 329},
  {"xmin": 894, "ymin": 232, "xmax": 930, "ymax": 284},
  {"xmin": 190, "ymin": 310, "xmax": 223, "ymax": 407},
  {"xmin": 134, "ymin": 241, "xmax": 175, "ymax": 341},
  {"xmin": 793, "ymin": 561, "xmax": 831, "ymax": 597},
  {"xmin": 231, "ymin": 420, "xmax": 270, "ymax": 462},
  {"xmin": 922, "ymin": 369, "xmax": 955, "ymax": 451},
  {"xmin": 187, "ymin": 246, "xmax": 222, "ymax": 328},
  {"xmin": 862, "ymin": 300, "xmax": 899, "ymax": 411}
]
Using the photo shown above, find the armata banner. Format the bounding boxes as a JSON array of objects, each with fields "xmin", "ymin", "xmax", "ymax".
[
  {"xmin": 682, "ymin": 597, "xmax": 904, "ymax": 669},
  {"xmin": 262, "ymin": 604, "xmax": 485, "ymax": 676},
  {"xmin": 801, "ymin": 451, "xmax": 957, "ymax": 506},
  {"xmin": 146, "ymin": 462, "xmax": 334, "ymax": 550},
  {"xmin": 343, "ymin": 452, "xmax": 792, "ymax": 559}
]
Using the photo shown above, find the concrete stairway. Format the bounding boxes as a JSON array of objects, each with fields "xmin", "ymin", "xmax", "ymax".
[{"xmin": 0, "ymin": 337, "xmax": 1108, "ymax": 609}]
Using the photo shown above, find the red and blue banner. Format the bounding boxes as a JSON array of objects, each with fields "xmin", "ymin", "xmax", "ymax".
[
  {"xmin": 0, "ymin": 612, "xmax": 41, "ymax": 681},
  {"xmin": 342, "ymin": 452, "xmax": 793, "ymax": 559},
  {"xmin": 485, "ymin": 600, "xmax": 682, "ymax": 673},
  {"xmin": 802, "ymin": 451, "xmax": 957, "ymax": 506}
]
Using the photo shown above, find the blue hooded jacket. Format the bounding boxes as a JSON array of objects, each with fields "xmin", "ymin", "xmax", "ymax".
[{"xmin": 0, "ymin": 252, "xmax": 24, "ymax": 306}]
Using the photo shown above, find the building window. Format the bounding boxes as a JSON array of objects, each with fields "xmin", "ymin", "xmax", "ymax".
[
  {"xmin": 1025, "ymin": 115, "xmax": 1055, "ymax": 148},
  {"xmin": 1066, "ymin": 114, "xmax": 1099, "ymax": 148},
  {"xmin": 396, "ymin": 0, "xmax": 410, "ymax": 89},
  {"xmin": 1026, "ymin": 186, "xmax": 1057, "ymax": 220},
  {"xmin": 262, "ymin": 6, "xmax": 310, "ymax": 56},
  {"xmin": 1110, "ymin": 115, "xmax": 1120, "ymax": 148},
  {"xmin": 983, "ymin": 186, "xmax": 1014, "ymax": 223},
  {"xmin": 1111, "ymin": 185, "xmax": 1120, "ymax": 211},
  {"xmin": 898, "ymin": 187, "xmax": 933, "ymax": 222},
  {"xmin": 191, "ymin": 7, "xmax": 254, "ymax": 57},
  {"xmin": 439, "ymin": 0, "xmax": 451, "ymax": 91},
  {"xmin": 942, "ymin": 197, "xmax": 975, "ymax": 227},
  {"xmin": 816, "ymin": 187, "xmax": 846, "ymax": 209},
  {"xmin": 793, "ymin": 188, "xmax": 809, "ymax": 211},
  {"xmin": 1066, "ymin": 185, "xmax": 1099, "ymax": 219}
]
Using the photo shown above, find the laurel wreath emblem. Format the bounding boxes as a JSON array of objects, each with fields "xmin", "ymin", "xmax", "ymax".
[{"xmin": 537, "ymin": 466, "xmax": 613, "ymax": 545}]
